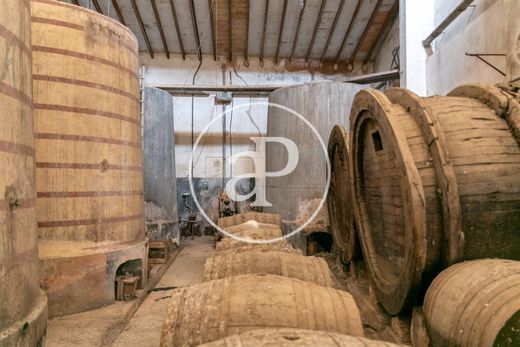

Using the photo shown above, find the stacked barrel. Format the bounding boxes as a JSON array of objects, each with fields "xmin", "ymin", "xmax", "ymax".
[
  {"xmin": 161, "ymin": 211, "xmax": 406, "ymax": 346},
  {"xmin": 325, "ymin": 83, "xmax": 520, "ymax": 346},
  {"xmin": 31, "ymin": 0, "xmax": 147, "ymax": 316},
  {"xmin": 0, "ymin": 1, "xmax": 48, "ymax": 345}
]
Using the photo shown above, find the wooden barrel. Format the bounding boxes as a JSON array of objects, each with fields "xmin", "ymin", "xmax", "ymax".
[
  {"xmin": 424, "ymin": 259, "xmax": 520, "ymax": 347},
  {"xmin": 223, "ymin": 221, "xmax": 283, "ymax": 238},
  {"xmin": 224, "ymin": 220, "xmax": 281, "ymax": 233},
  {"xmin": 160, "ymin": 274, "xmax": 363, "ymax": 346},
  {"xmin": 217, "ymin": 212, "xmax": 282, "ymax": 228},
  {"xmin": 215, "ymin": 227, "xmax": 296, "ymax": 253},
  {"xmin": 203, "ymin": 250, "xmax": 337, "ymax": 287},
  {"xmin": 0, "ymin": 0, "xmax": 48, "ymax": 345},
  {"xmin": 327, "ymin": 125, "xmax": 358, "ymax": 263},
  {"xmin": 215, "ymin": 240, "xmax": 302, "ymax": 255},
  {"xmin": 31, "ymin": 0, "xmax": 147, "ymax": 316},
  {"xmin": 349, "ymin": 85, "xmax": 520, "ymax": 314},
  {"xmin": 199, "ymin": 328, "xmax": 404, "ymax": 347}
]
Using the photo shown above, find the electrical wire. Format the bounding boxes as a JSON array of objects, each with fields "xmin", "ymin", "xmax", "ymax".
[{"xmin": 232, "ymin": 67, "xmax": 262, "ymax": 137}]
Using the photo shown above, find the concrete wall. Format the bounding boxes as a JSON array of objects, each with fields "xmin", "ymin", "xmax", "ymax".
[
  {"xmin": 375, "ymin": 17, "xmax": 400, "ymax": 72},
  {"xmin": 265, "ymin": 82, "xmax": 365, "ymax": 223},
  {"xmin": 399, "ymin": 0, "xmax": 435, "ymax": 95},
  {"xmin": 143, "ymin": 87, "xmax": 177, "ymax": 220},
  {"xmin": 141, "ymin": 55, "xmax": 362, "ymax": 225},
  {"xmin": 426, "ymin": 0, "xmax": 520, "ymax": 95}
]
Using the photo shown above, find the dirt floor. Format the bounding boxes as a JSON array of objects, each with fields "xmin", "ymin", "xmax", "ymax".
[
  {"xmin": 113, "ymin": 236, "xmax": 215, "ymax": 346},
  {"xmin": 325, "ymin": 255, "xmax": 412, "ymax": 345},
  {"xmin": 45, "ymin": 236, "xmax": 409, "ymax": 346},
  {"xmin": 45, "ymin": 236, "xmax": 215, "ymax": 347}
]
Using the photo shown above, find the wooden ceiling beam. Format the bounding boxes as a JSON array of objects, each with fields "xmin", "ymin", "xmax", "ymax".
[
  {"xmin": 150, "ymin": 0, "xmax": 170, "ymax": 59},
  {"xmin": 305, "ymin": 0, "xmax": 326, "ymax": 62},
  {"xmin": 350, "ymin": 0, "xmax": 384, "ymax": 61},
  {"xmin": 363, "ymin": 0, "xmax": 398, "ymax": 64},
  {"xmin": 110, "ymin": 0, "xmax": 126, "ymax": 25},
  {"xmin": 91, "ymin": 0, "xmax": 103, "ymax": 14},
  {"xmin": 208, "ymin": 0, "xmax": 217, "ymax": 60},
  {"xmin": 131, "ymin": 0, "xmax": 154, "ymax": 58},
  {"xmin": 319, "ymin": 0, "xmax": 344, "ymax": 62},
  {"xmin": 228, "ymin": 0, "xmax": 232, "ymax": 62},
  {"xmin": 260, "ymin": 0, "xmax": 269, "ymax": 64},
  {"xmin": 334, "ymin": 0, "xmax": 363, "ymax": 63},
  {"xmin": 188, "ymin": 0, "xmax": 202, "ymax": 61},
  {"xmin": 274, "ymin": 0, "xmax": 288, "ymax": 64},
  {"xmin": 169, "ymin": 0, "xmax": 186, "ymax": 60},
  {"xmin": 289, "ymin": 1, "xmax": 306, "ymax": 62},
  {"xmin": 245, "ymin": 0, "xmax": 251, "ymax": 62}
]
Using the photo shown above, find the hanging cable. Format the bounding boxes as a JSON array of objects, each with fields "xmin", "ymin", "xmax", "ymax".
[{"xmin": 232, "ymin": 66, "xmax": 262, "ymax": 137}]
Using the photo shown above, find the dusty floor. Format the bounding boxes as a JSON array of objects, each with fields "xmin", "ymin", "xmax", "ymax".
[
  {"xmin": 45, "ymin": 236, "xmax": 215, "ymax": 347},
  {"xmin": 113, "ymin": 236, "xmax": 215, "ymax": 346},
  {"xmin": 45, "ymin": 236, "xmax": 408, "ymax": 346}
]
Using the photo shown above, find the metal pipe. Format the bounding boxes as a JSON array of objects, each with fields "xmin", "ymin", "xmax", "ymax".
[
  {"xmin": 423, "ymin": 0, "xmax": 474, "ymax": 48},
  {"xmin": 155, "ymin": 70, "xmax": 401, "ymax": 95}
]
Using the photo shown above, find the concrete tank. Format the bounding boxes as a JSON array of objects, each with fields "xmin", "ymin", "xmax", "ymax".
[
  {"xmin": 31, "ymin": 0, "xmax": 147, "ymax": 316},
  {"xmin": 143, "ymin": 87, "xmax": 178, "ymax": 241},
  {"xmin": 0, "ymin": 0, "xmax": 48, "ymax": 345},
  {"xmin": 265, "ymin": 82, "xmax": 363, "ymax": 225}
]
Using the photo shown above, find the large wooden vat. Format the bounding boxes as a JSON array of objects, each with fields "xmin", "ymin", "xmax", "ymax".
[
  {"xmin": 143, "ymin": 87, "xmax": 178, "ymax": 240},
  {"xmin": 0, "ymin": 0, "xmax": 48, "ymax": 345},
  {"xmin": 327, "ymin": 125, "xmax": 358, "ymax": 263},
  {"xmin": 349, "ymin": 85, "xmax": 520, "ymax": 314},
  {"xmin": 266, "ymin": 82, "xmax": 364, "ymax": 221},
  {"xmin": 217, "ymin": 212, "xmax": 282, "ymax": 228},
  {"xmin": 160, "ymin": 274, "xmax": 363, "ymax": 346},
  {"xmin": 31, "ymin": 0, "xmax": 147, "ymax": 316},
  {"xmin": 203, "ymin": 250, "xmax": 336, "ymax": 287},
  {"xmin": 424, "ymin": 259, "xmax": 520, "ymax": 346},
  {"xmin": 199, "ymin": 328, "xmax": 404, "ymax": 347}
]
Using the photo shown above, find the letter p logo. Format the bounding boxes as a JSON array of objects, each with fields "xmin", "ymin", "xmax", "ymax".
[{"xmin": 225, "ymin": 137, "xmax": 299, "ymax": 207}]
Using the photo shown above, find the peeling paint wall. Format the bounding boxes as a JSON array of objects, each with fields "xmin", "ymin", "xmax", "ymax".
[
  {"xmin": 141, "ymin": 55, "xmax": 362, "ymax": 224},
  {"xmin": 426, "ymin": 0, "xmax": 520, "ymax": 95},
  {"xmin": 374, "ymin": 17, "xmax": 400, "ymax": 72}
]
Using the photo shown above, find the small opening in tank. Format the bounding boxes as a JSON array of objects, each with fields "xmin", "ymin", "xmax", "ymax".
[{"xmin": 371, "ymin": 131, "xmax": 383, "ymax": 152}]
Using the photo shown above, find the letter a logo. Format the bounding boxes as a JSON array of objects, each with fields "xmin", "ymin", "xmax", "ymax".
[{"xmin": 225, "ymin": 137, "xmax": 299, "ymax": 207}]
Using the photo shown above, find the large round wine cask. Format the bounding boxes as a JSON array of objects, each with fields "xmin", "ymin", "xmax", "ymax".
[
  {"xmin": 266, "ymin": 82, "xmax": 364, "ymax": 222},
  {"xmin": 349, "ymin": 85, "xmax": 520, "ymax": 314},
  {"xmin": 217, "ymin": 212, "xmax": 282, "ymax": 229},
  {"xmin": 215, "ymin": 239, "xmax": 302, "ymax": 255},
  {"xmin": 31, "ymin": 0, "xmax": 147, "ymax": 316},
  {"xmin": 160, "ymin": 274, "xmax": 363, "ymax": 346},
  {"xmin": 203, "ymin": 250, "xmax": 336, "ymax": 287},
  {"xmin": 424, "ymin": 259, "xmax": 520, "ymax": 347},
  {"xmin": 199, "ymin": 328, "xmax": 404, "ymax": 347},
  {"xmin": 0, "ymin": 1, "xmax": 48, "ymax": 345},
  {"xmin": 215, "ymin": 226, "xmax": 297, "ymax": 253},
  {"xmin": 222, "ymin": 221, "xmax": 283, "ymax": 238},
  {"xmin": 327, "ymin": 124, "xmax": 358, "ymax": 263},
  {"xmin": 143, "ymin": 87, "xmax": 178, "ymax": 240},
  {"xmin": 223, "ymin": 220, "xmax": 281, "ymax": 233}
]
